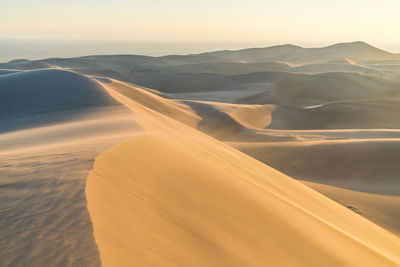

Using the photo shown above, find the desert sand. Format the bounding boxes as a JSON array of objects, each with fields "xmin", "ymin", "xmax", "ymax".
[
  {"xmin": 1, "ymin": 42, "xmax": 400, "ymax": 266},
  {"xmin": 86, "ymin": 79, "xmax": 400, "ymax": 266},
  {"xmin": 302, "ymin": 181, "xmax": 400, "ymax": 236},
  {"xmin": 0, "ymin": 69, "xmax": 140, "ymax": 266}
]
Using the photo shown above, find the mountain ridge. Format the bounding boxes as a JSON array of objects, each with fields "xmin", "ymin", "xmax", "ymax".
[{"xmin": 1, "ymin": 41, "xmax": 399, "ymax": 66}]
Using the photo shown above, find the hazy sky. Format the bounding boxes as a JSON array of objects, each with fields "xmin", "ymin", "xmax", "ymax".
[{"xmin": 1, "ymin": 0, "xmax": 400, "ymax": 51}]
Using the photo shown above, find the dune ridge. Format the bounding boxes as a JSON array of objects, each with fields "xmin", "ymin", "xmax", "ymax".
[
  {"xmin": 86, "ymin": 79, "xmax": 400, "ymax": 266},
  {"xmin": 0, "ymin": 69, "xmax": 121, "ymax": 133},
  {"xmin": 0, "ymin": 69, "xmax": 140, "ymax": 266}
]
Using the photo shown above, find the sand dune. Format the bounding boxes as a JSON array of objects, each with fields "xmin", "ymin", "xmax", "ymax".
[
  {"xmin": 3, "ymin": 42, "xmax": 400, "ymax": 266},
  {"xmin": 269, "ymin": 99, "xmax": 400, "ymax": 130},
  {"xmin": 96, "ymin": 78, "xmax": 200, "ymax": 128},
  {"xmin": 86, "ymin": 79, "xmax": 400, "ymax": 266},
  {"xmin": 0, "ymin": 70, "xmax": 139, "ymax": 266},
  {"xmin": 0, "ymin": 117, "xmax": 139, "ymax": 266},
  {"xmin": 230, "ymin": 139, "xmax": 400, "ymax": 195},
  {"xmin": 290, "ymin": 62, "xmax": 388, "ymax": 77},
  {"xmin": 302, "ymin": 181, "xmax": 400, "ymax": 236},
  {"xmin": 238, "ymin": 72, "xmax": 400, "ymax": 106},
  {"xmin": 0, "ymin": 69, "xmax": 21, "ymax": 75},
  {"xmin": 165, "ymin": 85, "xmax": 269, "ymax": 103},
  {"xmin": 0, "ymin": 69, "xmax": 121, "ymax": 133},
  {"xmin": 2, "ymin": 42, "xmax": 399, "ymax": 96},
  {"xmin": 96, "ymin": 79, "xmax": 277, "ymax": 141},
  {"xmin": 128, "ymin": 71, "xmax": 283, "ymax": 94},
  {"xmin": 148, "ymin": 61, "xmax": 291, "ymax": 75},
  {"xmin": 94, "ymin": 79, "xmax": 271, "ymax": 140},
  {"xmin": 181, "ymin": 100, "xmax": 275, "ymax": 139},
  {"xmin": 191, "ymin": 101, "xmax": 275, "ymax": 130}
]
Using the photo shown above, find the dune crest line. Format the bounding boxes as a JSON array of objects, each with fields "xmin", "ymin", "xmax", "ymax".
[{"xmin": 85, "ymin": 78, "xmax": 400, "ymax": 266}]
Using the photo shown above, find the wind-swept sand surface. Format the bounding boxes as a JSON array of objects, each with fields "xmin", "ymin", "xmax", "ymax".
[
  {"xmin": 86, "ymin": 80, "xmax": 400, "ymax": 266},
  {"xmin": 2, "ymin": 42, "xmax": 400, "ymax": 266},
  {"xmin": 0, "ymin": 69, "xmax": 140, "ymax": 266}
]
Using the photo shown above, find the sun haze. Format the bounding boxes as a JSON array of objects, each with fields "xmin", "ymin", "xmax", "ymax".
[{"xmin": 1, "ymin": 0, "xmax": 400, "ymax": 50}]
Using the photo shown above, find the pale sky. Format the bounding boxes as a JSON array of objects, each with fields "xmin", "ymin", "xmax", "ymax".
[{"xmin": 1, "ymin": 0, "xmax": 400, "ymax": 51}]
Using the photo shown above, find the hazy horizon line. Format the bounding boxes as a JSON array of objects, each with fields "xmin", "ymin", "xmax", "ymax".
[
  {"xmin": 1, "ymin": 37, "xmax": 400, "ymax": 50},
  {"xmin": 1, "ymin": 39, "xmax": 399, "ymax": 63}
]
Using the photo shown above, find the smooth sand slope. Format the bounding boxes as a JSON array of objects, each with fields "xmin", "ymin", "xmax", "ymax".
[
  {"xmin": 83, "ymin": 78, "xmax": 400, "ymax": 240},
  {"xmin": 231, "ymin": 139, "xmax": 400, "ymax": 195},
  {"xmin": 230, "ymin": 138, "xmax": 400, "ymax": 234},
  {"xmin": 86, "ymin": 80, "xmax": 400, "ymax": 266},
  {"xmin": 302, "ymin": 181, "xmax": 400, "ymax": 236},
  {"xmin": 0, "ymin": 69, "xmax": 122, "ymax": 133},
  {"xmin": 238, "ymin": 72, "xmax": 400, "ymax": 107},
  {"xmin": 267, "ymin": 100, "xmax": 400, "ymax": 130},
  {"xmin": 0, "ymin": 69, "xmax": 140, "ymax": 266}
]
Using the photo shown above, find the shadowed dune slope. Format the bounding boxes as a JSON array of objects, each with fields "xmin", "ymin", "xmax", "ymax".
[
  {"xmin": 0, "ymin": 69, "xmax": 21, "ymax": 75},
  {"xmin": 187, "ymin": 101, "xmax": 275, "ymax": 130},
  {"xmin": 0, "ymin": 69, "xmax": 120, "ymax": 133},
  {"xmin": 238, "ymin": 72, "xmax": 400, "ymax": 106},
  {"xmin": 290, "ymin": 63, "xmax": 387, "ymax": 77},
  {"xmin": 86, "ymin": 80, "xmax": 400, "ymax": 266},
  {"xmin": 269, "ymin": 99, "xmax": 400, "ymax": 130},
  {"xmin": 302, "ymin": 181, "xmax": 400, "ymax": 236},
  {"xmin": 128, "ymin": 71, "xmax": 283, "ymax": 94},
  {"xmin": 182, "ymin": 100, "xmax": 275, "ymax": 140},
  {"xmin": 0, "ymin": 70, "xmax": 141, "ymax": 266},
  {"xmin": 95, "ymin": 79, "xmax": 274, "ymax": 140},
  {"xmin": 89, "ymin": 80, "xmax": 277, "ymax": 141},
  {"xmin": 231, "ymin": 139, "xmax": 400, "ymax": 195}
]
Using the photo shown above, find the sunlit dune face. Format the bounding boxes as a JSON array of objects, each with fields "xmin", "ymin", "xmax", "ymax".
[{"xmin": 85, "ymin": 78, "xmax": 400, "ymax": 267}]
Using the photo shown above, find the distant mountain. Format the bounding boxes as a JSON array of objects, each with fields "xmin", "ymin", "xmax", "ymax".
[
  {"xmin": 300, "ymin": 41, "xmax": 397, "ymax": 61},
  {"xmin": 205, "ymin": 41, "xmax": 399, "ymax": 63},
  {"xmin": 1, "ymin": 42, "xmax": 398, "ymax": 69},
  {"xmin": 201, "ymin": 44, "xmax": 303, "ymax": 63}
]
